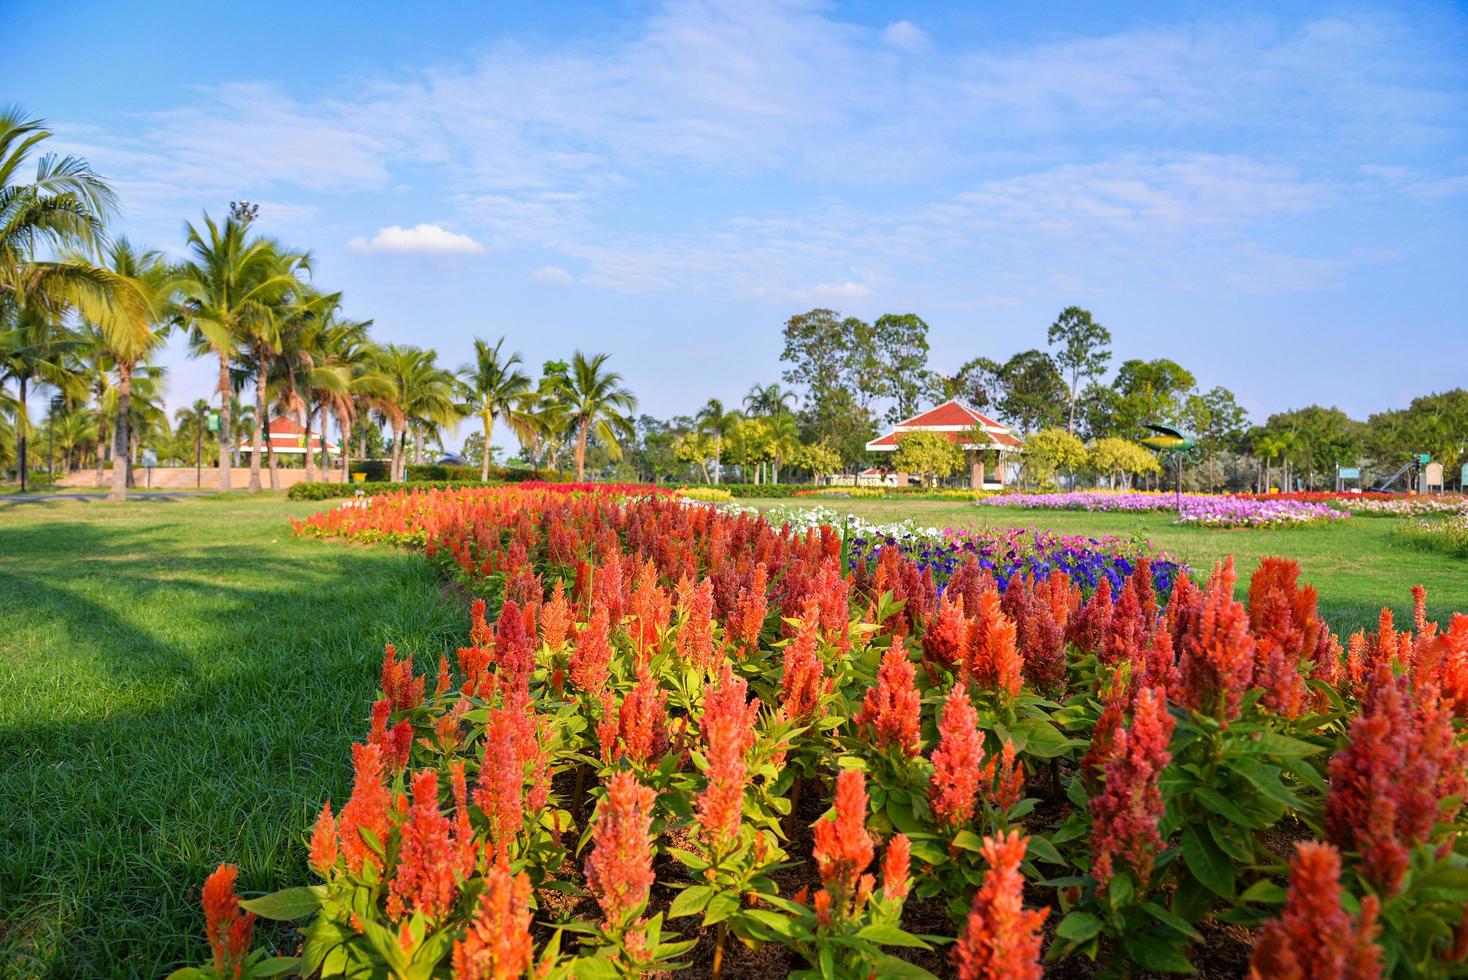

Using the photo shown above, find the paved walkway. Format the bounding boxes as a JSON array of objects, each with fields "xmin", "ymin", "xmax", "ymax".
[{"xmin": 0, "ymin": 490, "xmax": 219, "ymax": 505}]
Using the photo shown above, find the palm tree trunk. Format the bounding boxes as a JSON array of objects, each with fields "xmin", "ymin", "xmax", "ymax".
[
  {"xmin": 340, "ymin": 415, "xmax": 352, "ymax": 484},
  {"xmin": 250, "ymin": 356, "xmax": 266, "ymax": 493},
  {"xmin": 575, "ymin": 423, "xmax": 589, "ymax": 482},
  {"xmin": 95, "ymin": 409, "xmax": 106, "ymax": 488},
  {"xmin": 389, "ymin": 423, "xmax": 403, "ymax": 482},
  {"xmin": 481, "ymin": 415, "xmax": 492, "ymax": 481},
  {"xmin": 217, "ymin": 356, "xmax": 233, "ymax": 492},
  {"xmin": 358, "ymin": 423, "xmax": 366, "ymax": 464},
  {"xmin": 17, "ymin": 378, "xmax": 28, "ymax": 493},
  {"xmin": 303, "ymin": 404, "xmax": 316, "ymax": 483},
  {"xmin": 109, "ymin": 362, "xmax": 133, "ymax": 502}
]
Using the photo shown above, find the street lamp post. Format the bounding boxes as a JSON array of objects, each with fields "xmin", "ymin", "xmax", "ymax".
[{"xmin": 47, "ymin": 395, "xmax": 65, "ymax": 486}]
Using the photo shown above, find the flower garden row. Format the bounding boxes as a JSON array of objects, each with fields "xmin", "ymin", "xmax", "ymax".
[
  {"xmin": 173, "ymin": 484, "xmax": 1466, "ymax": 978},
  {"xmin": 977, "ymin": 489, "xmax": 1468, "ymax": 526}
]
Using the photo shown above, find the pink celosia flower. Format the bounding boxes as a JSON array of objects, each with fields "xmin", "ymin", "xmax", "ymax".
[
  {"xmin": 1089, "ymin": 686, "xmax": 1175, "ymax": 889},
  {"xmin": 952, "ymin": 831, "xmax": 1048, "ymax": 980},
  {"xmin": 1175, "ymin": 558, "xmax": 1256, "ymax": 722},
  {"xmin": 1249, "ymin": 840, "xmax": 1381, "ymax": 980},
  {"xmin": 856, "ymin": 648, "xmax": 923, "ymax": 756},
  {"xmin": 585, "ymin": 771, "xmax": 658, "ymax": 927}
]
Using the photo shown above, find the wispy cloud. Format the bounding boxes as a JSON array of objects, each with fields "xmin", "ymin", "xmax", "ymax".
[
  {"xmin": 530, "ymin": 265, "xmax": 573, "ymax": 284},
  {"xmin": 349, "ymin": 224, "xmax": 486, "ymax": 254}
]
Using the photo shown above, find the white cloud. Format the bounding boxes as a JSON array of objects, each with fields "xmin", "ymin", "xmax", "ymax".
[
  {"xmin": 882, "ymin": 20, "xmax": 930, "ymax": 55},
  {"xmin": 348, "ymin": 224, "xmax": 486, "ymax": 255},
  {"xmin": 799, "ymin": 281, "xmax": 873, "ymax": 301},
  {"xmin": 530, "ymin": 265, "xmax": 573, "ymax": 284}
]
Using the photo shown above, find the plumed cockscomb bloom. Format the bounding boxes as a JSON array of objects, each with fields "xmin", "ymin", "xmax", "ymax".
[
  {"xmin": 882, "ymin": 833, "xmax": 911, "ymax": 902},
  {"xmin": 381, "ymin": 643, "xmax": 424, "ymax": 712},
  {"xmin": 731, "ymin": 564, "xmax": 770, "ymax": 655},
  {"xmin": 964, "ymin": 591, "xmax": 1023, "ymax": 701},
  {"xmin": 309, "ymin": 801, "xmax": 338, "ymax": 876},
  {"xmin": 1249, "ymin": 840, "xmax": 1381, "ymax": 980},
  {"xmin": 474, "ymin": 708, "xmax": 527, "ymax": 853},
  {"xmin": 585, "ymin": 770, "xmax": 658, "ymax": 927},
  {"xmin": 929, "ymin": 686, "xmax": 992, "ymax": 831},
  {"xmin": 597, "ymin": 665, "xmax": 670, "ymax": 767},
  {"xmin": 1067, "ymin": 576, "xmax": 1112, "ymax": 657},
  {"xmin": 994, "ymin": 739, "xmax": 1025, "ymax": 814},
  {"xmin": 1175, "ymin": 558, "xmax": 1256, "ymax": 722},
  {"xmin": 368, "ymin": 699, "xmax": 414, "ymax": 774},
  {"xmin": 628, "ymin": 560, "xmax": 672, "ymax": 662},
  {"xmin": 696, "ymin": 665, "xmax": 761, "ymax": 853},
  {"xmin": 1005, "ymin": 576, "xmax": 1068, "ymax": 695},
  {"xmin": 570, "ymin": 603, "xmax": 613, "ymax": 696},
  {"xmin": 387, "ymin": 769, "xmax": 463, "ymax": 921},
  {"xmin": 781, "ymin": 611, "xmax": 826, "ymax": 722},
  {"xmin": 202, "ymin": 863, "xmax": 256, "ymax": 980},
  {"xmin": 1089, "ymin": 686, "xmax": 1175, "ymax": 889},
  {"xmin": 951, "ymin": 831, "xmax": 1047, "ymax": 980},
  {"xmin": 452, "ymin": 856, "xmax": 534, "ymax": 980},
  {"xmin": 494, "ymin": 599, "xmax": 535, "ymax": 694},
  {"xmin": 539, "ymin": 579, "xmax": 573, "ymax": 654},
  {"xmin": 922, "ymin": 594, "xmax": 970, "ymax": 672},
  {"xmin": 338, "ymin": 742, "xmax": 393, "ymax": 874},
  {"xmin": 1415, "ymin": 613, "xmax": 1468, "ymax": 717},
  {"xmin": 856, "ymin": 648, "xmax": 923, "ymax": 756},
  {"xmin": 812, "ymin": 768, "xmax": 876, "ymax": 918},
  {"xmin": 674, "ymin": 577, "xmax": 718, "ymax": 669},
  {"xmin": 1326, "ymin": 668, "xmax": 1467, "ymax": 895},
  {"xmin": 1081, "ymin": 673, "xmax": 1128, "ymax": 796}
]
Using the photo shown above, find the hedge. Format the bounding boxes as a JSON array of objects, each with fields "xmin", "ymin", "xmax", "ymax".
[{"xmin": 287, "ymin": 480, "xmax": 504, "ymax": 501}]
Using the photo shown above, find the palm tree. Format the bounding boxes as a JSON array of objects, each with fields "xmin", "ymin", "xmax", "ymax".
[
  {"xmin": 238, "ymin": 247, "xmax": 312, "ymax": 491},
  {"xmin": 459, "ymin": 337, "xmax": 532, "ymax": 481},
  {"xmin": 178, "ymin": 214, "xmax": 299, "ymax": 492},
  {"xmin": 0, "ymin": 298, "xmax": 83, "ymax": 490},
  {"xmin": 75, "ymin": 239, "xmax": 179, "ymax": 501},
  {"xmin": 513, "ymin": 383, "xmax": 569, "ymax": 475},
  {"xmin": 557, "ymin": 351, "xmax": 636, "ymax": 482},
  {"xmin": 373, "ymin": 344, "xmax": 458, "ymax": 482},
  {"xmin": 696, "ymin": 398, "xmax": 741, "ymax": 484},
  {"xmin": 743, "ymin": 382, "xmax": 797, "ymax": 418},
  {"xmin": 0, "ymin": 106, "xmax": 118, "ymax": 317}
]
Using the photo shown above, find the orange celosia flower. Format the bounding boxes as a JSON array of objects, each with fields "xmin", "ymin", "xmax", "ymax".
[
  {"xmin": 474, "ymin": 707, "xmax": 526, "ymax": 855},
  {"xmin": 812, "ymin": 768, "xmax": 875, "ymax": 918},
  {"xmin": 585, "ymin": 770, "xmax": 658, "ymax": 927},
  {"xmin": 309, "ymin": 800, "xmax": 338, "ymax": 875},
  {"xmin": 597, "ymin": 665, "xmax": 669, "ymax": 767},
  {"xmin": 922, "ymin": 593, "xmax": 970, "ymax": 672},
  {"xmin": 368, "ymin": 699, "xmax": 414, "ymax": 774},
  {"xmin": 1089, "ymin": 686, "xmax": 1174, "ymax": 889},
  {"xmin": 570, "ymin": 603, "xmax": 614, "ymax": 696},
  {"xmin": 856, "ymin": 647, "xmax": 923, "ymax": 756},
  {"xmin": 952, "ymin": 831, "xmax": 1047, "ymax": 980},
  {"xmin": 539, "ymin": 579, "xmax": 572, "ymax": 653},
  {"xmin": 452, "ymin": 856, "xmax": 534, "ymax": 980},
  {"xmin": 696, "ymin": 665, "xmax": 761, "ymax": 853},
  {"xmin": 202, "ymin": 863, "xmax": 256, "ymax": 980},
  {"xmin": 387, "ymin": 769, "xmax": 462, "ymax": 921},
  {"xmin": 1249, "ymin": 840, "xmax": 1381, "ymax": 980},
  {"xmin": 1175, "ymin": 558, "xmax": 1256, "ymax": 722},
  {"xmin": 731, "ymin": 564, "xmax": 770, "ymax": 655},
  {"xmin": 781, "ymin": 609, "xmax": 826, "ymax": 722},
  {"xmin": 338, "ymin": 742, "xmax": 393, "ymax": 874},
  {"xmin": 881, "ymin": 833, "xmax": 911, "ymax": 902},
  {"xmin": 381, "ymin": 643, "xmax": 424, "ymax": 712},
  {"xmin": 674, "ymin": 577, "xmax": 718, "ymax": 668},
  {"xmin": 994, "ymin": 739, "xmax": 1025, "ymax": 814},
  {"xmin": 929, "ymin": 686, "xmax": 992, "ymax": 831},
  {"xmin": 963, "ymin": 591, "xmax": 1023, "ymax": 700},
  {"xmin": 494, "ymin": 599, "xmax": 534, "ymax": 694}
]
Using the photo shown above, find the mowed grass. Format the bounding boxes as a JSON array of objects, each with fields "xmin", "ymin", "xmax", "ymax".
[
  {"xmin": 1, "ymin": 492, "xmax": 1464, "ymax": 978},
  {"xmin": 748, "ymin": 497, "xmax": 1468, "ymax": 634},
  {"xmin": 0, "ymin": 494, "xmax": 466, "ymax": 978}
]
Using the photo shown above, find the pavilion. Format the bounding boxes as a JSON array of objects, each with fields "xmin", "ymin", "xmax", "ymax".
[
  {"xmin": 864, "ymin": 399, "xmax": 1023, "ymax": 487},
  {"xmin": 241, "ymin": 415, "xmax": 338, "ymax": 458}
]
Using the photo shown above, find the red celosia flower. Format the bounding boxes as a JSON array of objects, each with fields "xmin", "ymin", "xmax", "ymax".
[
  {"xmin": 963, "ymin": 591, "xmax": 1023, "ymax": 700},
  {"xmin": 856, "ymin": 648, "xmax": 923, "ymax": 756},
  {"xmin": 570, "ymin": 603, "xmax": 614, "ymax": 696},
  {"xmin": 781, "ymin": 610, "xmax": 826, "ymax": 722},
  {"xmin": 449, "ymin": 761, "xmax": 477, "ymax": 878},
  {"xmin": 1103, "ymin": 571, "xmax": 1149, "ymax": 667},
  {"xmin": 1080, "ymin": 673, "xmax": 1127, "ymax": 795},
  {"xmin": 597, "ymin": 665, "xmax": 670, "ymax": 767},
  {"xmin": 539, "ymin": 580, "xmax": 572, "ymax": 653},
  {"xmin": 929, "ymin": 686, "xmax": 991, "ymax": 831},
  {"xmin": 585, "ymin": 770, "xmax": 658, "ymax": 927},
  {"xmin": 951, "ymin": 831, "xmax": 1048, "ymax": 980},
  {"xmin": 338, "ymin": 742, "xmax": 393, "ymax": 874},
  {"xmin": 1175, "ymin": 559, "xmax": 1256, "ymax": 722},
  {"xmin": 452, "ymin": 856, "xmax": 535, "ymax": 980},
  {"xmin": 922, "ymin": 594, "xmax": 970, "ymax": 672},
  {"xmin": 812, "ymin": 769, "xmax": 875, "ymax": 918},
  {"xmin": 202, "ymin": 863, "xmax": 256, "ymax": 980},
  {"xmin": 881, "ymin": 833, "xmax": 911, "ymax": 902},
  {"xmin": 494, "ymin": 599, "xmax": 535, "ymax": 694},
  {"xmin": 1089, "ymin": 686, "xmax": 1175, "ymax": 889},
  {"xmin": 731, "ymin": 564, "xmax": 770, "ymax": 655},
  {"xmin": 1249, "ymin": 840, "xmax": 1382, "ymax": 980},
  {"xmin": 697, "ymin": 665, "xmax": 761, "ymax": 853},
  {"xmin": 1005, "ymin": 576, "xmax": 1068, "ymax": 695},
  {"xmin": 309, "ymin": 801, "xmax": 338, "ymax": 875},
  {"xmin": 387, "ymin": 769, "xmax": 462, "ymax": 921},
  {"xmin": 1326, "ymin": 668, "xmax": 1467, "ymax": 895},
  {"xmin": 368, "ymin": 699, "xmax": 414, "ymax": 774},
  {"xmin": 674, "ymin": 577, "xmax": 718, "ymax": 668},
  {"xmin": 474, "ymin": 708, "xmax": 526, "ymax": 854},
  {"xmin": 1067, "ymin": 577, "xmax": 1113, "ymax": 657},
  {"xmin": 381, "ymin": 643, "xmax": 424, "ymax": 712}
]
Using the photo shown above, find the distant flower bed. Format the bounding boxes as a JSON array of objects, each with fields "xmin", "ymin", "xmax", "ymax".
[
  {"xmin": 1394, "ymin": 511, "xmax": 1468, "ymax": 558},
  {"xmin": 977, "ymin": 491, "xmax": 1349, "ymax": 528}
]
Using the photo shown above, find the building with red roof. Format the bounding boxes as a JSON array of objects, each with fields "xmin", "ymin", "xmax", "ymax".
[
  {"xmin": 864, "ymin": 400, "xmax": 1023, "ymax": 487},
  {"xmin": 242, "ymin": 415, "xmax": 338, "ymax": 456}
]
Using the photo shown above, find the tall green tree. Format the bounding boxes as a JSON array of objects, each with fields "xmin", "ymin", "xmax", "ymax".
[
  {"xmin": 696, "ymin": 398, "xmax": 740, "ymax": 484},
  {"xmin": 373, "ymin": 344, "xmax": 458, "ymax": 482},
  {"xmin": 996, "ymin": 349, "xmax": 1067, "ymax": 434},
  {"xmin": 0, "ymin": 298, "xmax": 83, "ymax": 490},
  {"xmin": 1184, "ymin": 386, "xmax": 1249, "ymax": 490},
  {"xmin": 863, "ymin": 313, "xmax": 933, "ymax": 422},
  {"xmin": 1047, "ymin": 306, "xmax": 1112, "ymax": 434},
  {"xmin": 459, "ymin": 337, "xmax": 532, "ymax": 482},
  {"xmin": 556, "ymin": 351, "xmax": 637, "ymax": 482}
]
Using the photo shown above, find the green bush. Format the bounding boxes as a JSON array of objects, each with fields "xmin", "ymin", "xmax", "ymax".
[
  {"xmin": 348, "ymin": 460, "xmax": 390, "ymax": 482},
  {"xmin": 404, "ymin": 464, "xmax": 574, "ymax": 484},
  {"xmin": 706, "ymin": 483, "xmax": 810, "ymax": 498},
  {"xmin": 675, "ymin": 486, "xmax": 733, "ymax": 503},
  {"xmin": 287, "ymin": 480, "xmax": 504, "ymax": 501}
]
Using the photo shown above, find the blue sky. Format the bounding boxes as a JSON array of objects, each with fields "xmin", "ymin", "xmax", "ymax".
[{"xmin": 7, "ymin": 0, "xmax": 1467, "ymax": 443}]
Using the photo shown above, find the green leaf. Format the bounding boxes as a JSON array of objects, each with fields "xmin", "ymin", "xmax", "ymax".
[
  {"xmin": 1181, "ymin": 824, "xmax": 1235, "ymax": 899},
  {"xmin": 571, "ymin": 956, "xmax": 625, "ymax": 979},
  {"xmin": 855, "ymin": 924, "xmax": 932, "ymax": 949},
  {"xmin": 1025, "ymin": 835, "xmax": 1065, "ymax": 865},
  {"xmin": 703, "ymin": 891, "xmax": 741, "ymax": 925},
  {"xmin": 1239, "ymin": 879, "xmax": 1288, "ymax": 904},
  {"xmin": 1234, "ymin": 731, "xmax": 1322, "ymax": 757},
  {"xmin": 867, "ymin": 954, "xmax": 941, "ymax": 979},
  {"xmin": 667, "ymin": 884, "xmax": 713, "ymax": 918},
  {"xmin": 1123, "ymin": 934, "xmax": 1196, "ymax": 974},
  {"xmin": 1231, "ymin": 757, "xmax": 1302, "ymax": 810},
  {"xmin": 164, "ymin": 970, "xmax": 212, "ymax": 980},
  {"xmin": 1056, "ymin": 911, "xmax": 1103, "ymax": 943},
  {"xmin": 1191, "ymin": 786, "xmax": 1257, "ymax": 829},
  {"xmin": 951, "ymin": 830, "xmax": 985, "ymax": 853},
  {"xmin": 240, "ymin": 886, "xmax": 322, "ymax": 921},
  {"xmin": 1142, "ymin": 901, "xmax": 1204, "ymax": 942}
]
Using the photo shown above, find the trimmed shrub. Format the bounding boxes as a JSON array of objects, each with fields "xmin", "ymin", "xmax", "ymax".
[{"xmin": 287, "ymin": 480, "xmax": 504, "ymax": 501}]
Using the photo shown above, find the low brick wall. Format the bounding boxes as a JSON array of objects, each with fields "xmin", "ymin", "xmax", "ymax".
[{"xmin": 57, "ymin": 466, "xmax": 348, "ymax": 490}]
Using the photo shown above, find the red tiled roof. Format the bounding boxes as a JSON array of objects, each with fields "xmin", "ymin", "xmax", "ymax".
[
  {"xmin": 267, "ymin": 416, "xmax": 305, "ymax": 435},
  {"xmin": 868, "ymin": 429, "xmax": 1022, "ymax": 449},
  {"xmin": 866, "ymin": 400, "xmax": 1023, "ymax": 451}
]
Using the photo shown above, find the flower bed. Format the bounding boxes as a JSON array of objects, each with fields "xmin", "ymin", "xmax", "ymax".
[
  {"xmin": 1244, "ymin": 491, "xmax": 1468, "ymax": 517},
  {"xmin": 978, "ymin": 491, "xmax": 1350, "ymax": 528},
  {"xmin": 1394, "ymin": 511, "xmax": 1468, "ymax": 558},
  {"xmin": 174, "ymin": 486, "xmax": 1467, "ymax": 979}
]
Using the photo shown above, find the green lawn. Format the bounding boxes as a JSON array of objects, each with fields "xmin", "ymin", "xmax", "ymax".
[
  {"xmin": 748, "ymin": 497, "xmax": 1468, "ymax": 634},
  {"xmin": 1, "ymin": 493, "xmax": 1464, "ymax": 977},
  {"xmin": 0, "ymin": 494, "xmax": 465, "ymax": 978}
]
